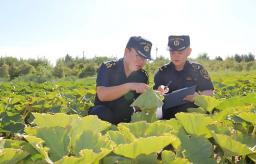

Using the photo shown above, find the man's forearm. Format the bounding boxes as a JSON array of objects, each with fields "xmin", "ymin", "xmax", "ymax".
[{"xmin": 96, "ymin": 84, "xmax": 130, "ymax": 101}]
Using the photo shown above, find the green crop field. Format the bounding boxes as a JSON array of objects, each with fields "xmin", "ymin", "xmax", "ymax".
[{"xmin": 0, "ymin": 72, "xmax": 256, "ymax": 163}]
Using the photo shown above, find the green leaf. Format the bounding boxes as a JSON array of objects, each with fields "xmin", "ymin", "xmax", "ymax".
[
  {"xmin": 24, "ymin": 135, "xmax": 53, "ymax": 163},
  {"xmin": 161, "ymin": 150, "xmax": 176, "ymax": 162},
  {"xmin": 106, "ymin": 130, "xmax": 132, "ymax": 145},
  {"xmin": 25, "ymin": 126, "xmax": 70, "ymax": 162},
  {"xmin": 69, "ymin": 115, "xmax": 111, "ymax": 145},
  {"xmin": 232, "ymin": 132, "xmax": 256, "ymax": 152},
  {"xmin": 0, "ymin": 139, "xmax": 39, "ymax": 156},
  {"xmin": 178, "ymin": 135, "xmax": 215, "ymax": 164},
  {"xmin": 168, "ymin": 158, "xmax": 191, "ymax": 164},
  {"xmin": 248, "ymin": 153, "xmax": 256, "ymax": 162},
  {"xmin": 73, "ymin": 130, "xmax": 113, "ymax": 156},
  {"xmin": 0, "ymin": 148, "xmax": 29, "ymax": 164},
  {"xmin": 207, "ymin": 122, "xmax": 233, "ymax": 136},
  {"xmin": 237, "ymin": 112, "xmax": 256, "ymax": 125},
  {"xmin": 113, "ymin": 136, "xmax": 179, "ymax": 159},
  {"xmin": 131, "ymin": 88, "xmax": 163, "ymax": 113},
  {"xmin": 102, "ymin": 154, "xmax": 133, "ymax": 164},
  {"xmin": 55, "ymin": 148, "xmax": 111, "ymax": 164},
  {"xmin": 187, "ymin": 107, "xmax": 206, "ymax": 114},
  {"xmin": 144, "ymin": 121, "xmax": 175, "ymax": 137},
  {"xmin": 194, "ymin": 95, "xmax": 220, "ymax": 113},
  {"xmin": 118, "ymin": 122, "xmax": 147, "ymax": 139},
  {"xmin": 131, "ymin": 112, "xmax": 157, "ymax": 123},
  {"xmin": 102, "ymin": 153, "xmax": 161, "ymax": 164},
  {"xmin": 135, "ymin": 153, "xmax": 160, "ymax": 164},
  {"xmin": 32, "ymin": 113, "xmax": 111, "ymax": 133},
  {"xmin": 212, "ymin": 133, "xmax": 253, "ymax": 156},
  {"xmin": 35, "ymin": 127, "xmax": 70, "ymax": 162},
  {"xmin": 32, "ymin": 112, "xmax": 79, "ymax": 128},
  {"xmin": 118, "ymin": 121, "xmax": 174, "ymax": 138},
  {"xmin": 216, "ymin": 93, "xmax": 256, "ymax": 110},
  {"xmin": 176, "ymin": 113, "xmax": 214, "ymax": 138}
]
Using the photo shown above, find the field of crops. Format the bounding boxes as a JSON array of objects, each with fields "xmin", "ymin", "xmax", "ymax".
[{"xmin": 0, "ymin": 72, "xmax": 256, "ymax": 163}]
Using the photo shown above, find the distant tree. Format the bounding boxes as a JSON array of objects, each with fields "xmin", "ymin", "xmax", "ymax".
[
  {"xmin": 28, "ymin": 58, "xmax": 50, "ymax": 68},
  {"xmin": 79, "ymin": 64, "xmax": 96, "ymax": 78},
  {"xmin": 215, "ymin": 56, "xmax": 223, "ymax": 61},
  {"xmin": 9, "ymin": 64, "xmax": 19, "ymax": 80},
  {"xmin": 0, "ymin": 63, "xmax": 10, "ymax": 79},
  {"xmin": 197, "ymin": 53, "xmax": 209, "ymax": 60},
  {"xmin": 18, "ymin": 63, "xmax": 36, "ymax": 75},
  {"xmin": 64, "ymin": 54, "xmax": 73, "ymax": 63},
  {"xmin": 247, "ymin": 53, "xmax": 255, "ymax": 62},
  {"xmin": 93, "ymin": 56, "xmax": 114, "ymax": 65},
  {"xmin": 53, "ymin": 63, "xmax": 65, "ymax": 78},
  {"xmin": 64, "ymin": 54, "xmax": 75, "ymax": 69},
  {"xmin": 234, "ymin": 54, "xmax": 242, "ymax": 63}
]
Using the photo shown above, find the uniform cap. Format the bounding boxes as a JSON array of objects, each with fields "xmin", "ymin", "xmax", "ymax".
[
  {"xmin": 126, "ymin": 36, "xmax": 152, "ymax": 60},
  {"xmin": 168, "ymin": 35, "xmax": 190, "ymax": 51}
]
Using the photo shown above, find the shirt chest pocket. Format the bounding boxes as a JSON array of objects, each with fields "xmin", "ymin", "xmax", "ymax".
[
  {"xmin": 109, "ymin": 72, "xmax": 125, "ymax": 86},
  {"xmin": 184, "ymin": 76, "xmax": 196, "ymax": 86}
]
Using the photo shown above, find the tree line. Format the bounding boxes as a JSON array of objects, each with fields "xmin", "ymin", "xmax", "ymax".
[{"xmin": 0, "ymin": 53, "xmax": 255, "ymax": 82}]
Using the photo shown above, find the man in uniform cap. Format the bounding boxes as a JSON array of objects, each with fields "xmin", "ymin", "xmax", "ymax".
[
  {"xmin": 154, "ymin": 35, "xmax": 214, "ymax": 119},
  {"xmin": 88, "ymin": 36, "xmax": 152, "ymax": 124}
]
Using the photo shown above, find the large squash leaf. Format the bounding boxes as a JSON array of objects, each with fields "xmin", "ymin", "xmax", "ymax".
[
  {"xmin": 102, "ymin": 153, "xmax": 160, "ymax": 164},
  {"xmin": 194, "ymin": 95, "xmax": 220, "ymax": 113},
  {"xmin": 32, "ymin": 112, "xmax": 78, "ymax": 128},
  {"xmin": 24, "ymin": 135, "xmax": 53, "ymax": 163},
  {"xmin": 117, "ymin": 121, "xmax": 175, "ymax": 138},
  {"xmin": 0, "ymin": 148, "xmax": 29, "ymax": 164},
  {"xmin": 237, "ymin": 112, "xmax": 256, "ymax": 125},
  {"xmin": 25, "ymin": 126, "xmax": 70, "ymax": 162},
  {"xmin": 216, "ymin": 93, "xmax": 256, "ymax": 110},
  {"xmin": 113, "ymin": 136, "xmax": 179, "ymax": 159},
  {"xmin": 131, "ymin": 112, "xmax": 157, "ymax": 123},
  {"xmin": 106, "ymin": 130, "xmax": 132, "ymax": 145},
  {"xmin": 73, "ymin": 130, "xmax": 113, "ymax": 156},
  {"xmin": 55, "ymin": 148, "xmax": 111, "ymax": 164},
  {"xmin": 248, "ymin": 153, "xmax": 256, "ymax": 162},
  {"xmin": 162, "ymin": 150, "xmax": 190, "ymax": 164},
  {"xmin": 36, "ymin": 127, "xmax": 70, "ymax": 161},
  {"xmin": 32, "ymin": 113, "xmax": 111, "ymax": 133},
  {"xmin": 131, "ymin": 88, "xmax": 163, "ymax": 113},
  {"xmin": 212, "ymin": 133, "xmax": 253, "ymax": 156},
  {"xmin": 176, "ymin": 113, "xmax": 214, "ymax": 138},
  {"xmin": 178, "ymin": 134, "xmax": 215, "ymax": 164}
]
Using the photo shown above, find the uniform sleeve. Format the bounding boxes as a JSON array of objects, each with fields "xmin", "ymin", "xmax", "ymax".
[
  {"xmin": 196, "ymin": 66, "xmax": 214, "ymax": 91},
  {"xmin": 96, "ymin": 63, "xmax": 110, "ymax": 87},
  {"xmin": 153, "ymin": 71, "xmax": 163, "ymax": 90}
]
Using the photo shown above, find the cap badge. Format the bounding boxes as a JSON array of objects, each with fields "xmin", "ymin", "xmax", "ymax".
[
  {"xmin": 144, "ymin": 43, "xmax": 151, "ymax": 52},
  {"xmin": 174, "ymin": 40, "xmax": 180, "ymax": 47}
]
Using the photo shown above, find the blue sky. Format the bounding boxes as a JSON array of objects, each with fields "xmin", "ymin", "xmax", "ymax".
[{"xmin": 0, "ymin": 0, "xmax": 255, "ymax": 64}]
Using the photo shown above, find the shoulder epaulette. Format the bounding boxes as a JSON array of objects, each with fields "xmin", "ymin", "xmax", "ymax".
[
  {"xmin": 190, "ymin": 61, "xmax": 210, "ymax": 80},
  {"xmin": 103, "ymin": 60, "xmax": 117, "ymax": 69},
  {"xmin": 190, "ymin": 61, "xmax": 203, "ymax": 70},
  {"xmin": 159, "ymin": 64, "xmax": 169, "ymax": 71}
]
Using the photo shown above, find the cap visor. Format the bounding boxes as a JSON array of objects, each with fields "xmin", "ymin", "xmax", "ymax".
[{"xmin": 136, "ymin": 50, "xmax": 151, "ymax": 60}]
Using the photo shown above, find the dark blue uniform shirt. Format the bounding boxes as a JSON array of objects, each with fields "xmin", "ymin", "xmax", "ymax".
[
  {"xmin": 94, "ymin": 58, "xmax": 148, "ymax": 123},
  {"xmin": 154, "ymin": 61, "xmax": 214, "ymax": 92},
  {"xmin": 153, "ymin": 61, "xmax": 214, "ymax": 119}
]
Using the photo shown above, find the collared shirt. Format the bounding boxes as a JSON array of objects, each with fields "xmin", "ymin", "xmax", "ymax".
[
  {"xmin": 153, "ymin": 61, "xmax": 214, "ymax": 93},
  {"xmin": 95, "ymin": 58, "xmax": 148, "ymax": 120}
]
